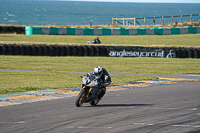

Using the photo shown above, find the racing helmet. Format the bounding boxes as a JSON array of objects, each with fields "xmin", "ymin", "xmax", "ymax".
[{"xmin": 93, "ymin": 66, "xmax": 103, "ymax": 77}]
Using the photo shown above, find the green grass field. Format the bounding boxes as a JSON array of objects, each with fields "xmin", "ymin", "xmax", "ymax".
[
  {"xmin": 1, "ymin": 56, "xmax": 200, "ymax": 74},
  {"xmin": 0, "ymin": 56, "xmax": 200, "ymax": 94},
  {"xmin": 0, "ymin": 34, "xmax": 200, "ymax": 47},
  {"xmin": 0, "ymin": 71, "xmax": 155, "ymax": 94},
  {"xmin": 0, "ymin": 33, "xmax": 200, "ymax": 95}
]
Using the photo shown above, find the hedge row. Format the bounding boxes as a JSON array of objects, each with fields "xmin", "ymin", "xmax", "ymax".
[
  {"xmin": 0, "ymin": 44, "xmax": 200, "ymax": 58},
  {"xmin": 0, "ymin": 26, "xmax": 25, "ymax": 34}
]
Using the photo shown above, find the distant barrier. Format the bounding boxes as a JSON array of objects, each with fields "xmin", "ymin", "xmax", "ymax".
[
  {"xmin": 0, "ymin": 26, "xmax": 199, "ymax": 35},
  {"xmin": 0, "ymin": 26, "xmax": 25, "ymax": 34},
  {"xmin": 25, "ymin": 26, "xmax": 200, "ymax": 35},
  {"xmin": 0, "ymin": 44, "xmax": 199, "ymax": 58}
]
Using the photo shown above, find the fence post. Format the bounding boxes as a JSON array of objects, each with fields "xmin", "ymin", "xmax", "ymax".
[
  {"xmin": 190, "ymin": 14, "xmax": 192, "ymax": 23},
  {"xmin": 134, "ymin": 18, "xmax": 136, "ymax": 26},
  {"xmin": 153, "ymin": 16, "xmax": 155, "ymax": 25},
  {"xmin": 116, "ymin": 18, "xmax": 118, "ymax": 25},
  {"xmin": 199, "ymin": 14, "xmax": 200, "ymax": 23},
  {"xmin": 171, "ymin": 16, "xmax": 173, "ymax": 25},
  {"xmin": 144, "ymin": 17, "xmax": 146, "ymax": 25},
  {"xmin": 181, "ymin": 15, "xmax": 183, "ymax": 26},
  {"xmin": 123, "ymin": 18, "xmax": 125, "ymax": 25},
  {"xmin": 162, "ymin": 16, "xmax": 164, "ymax": 25}
]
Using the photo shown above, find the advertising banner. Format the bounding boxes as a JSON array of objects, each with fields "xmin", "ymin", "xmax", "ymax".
[{"xmin": 108, "ymin": 48, "xmax": 176, "ymax": 58}]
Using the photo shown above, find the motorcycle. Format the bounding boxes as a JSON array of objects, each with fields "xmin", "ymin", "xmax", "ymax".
[{"xmin": 75, "ymin": 72, "xmax": 109, "ymax": 107}]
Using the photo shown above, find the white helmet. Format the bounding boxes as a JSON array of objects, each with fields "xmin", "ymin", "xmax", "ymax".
[{"xmin": 94, "ymin": 66, "xmax": 103, "ymax": 77}]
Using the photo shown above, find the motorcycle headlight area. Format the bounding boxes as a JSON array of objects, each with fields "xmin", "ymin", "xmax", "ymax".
[{"xmin": 87, "ymin": 79, "xmax": 91, "ymax": 84}]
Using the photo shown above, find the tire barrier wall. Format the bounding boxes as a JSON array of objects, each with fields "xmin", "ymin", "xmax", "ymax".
[
  {"xmin": 25, "ymin": 26, "xmax": 200, "ymax": 35},
  {"xmin": 0, "ymin": 26, "xmax": 25, "ymax": 34},
  {"xmin": 0, "ymin": 44, "xmax": 200, "ymax": 58}
]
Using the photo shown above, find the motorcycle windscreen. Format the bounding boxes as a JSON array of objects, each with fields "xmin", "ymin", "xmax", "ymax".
[{"xmin": 94, "ymin": 73, "xmax": 101, "ymax": 79}]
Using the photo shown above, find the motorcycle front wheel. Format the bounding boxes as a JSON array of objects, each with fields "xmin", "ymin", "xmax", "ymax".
[{"xmin": 75, "ymin": 89, "xmax": 87, "ymax": 107}]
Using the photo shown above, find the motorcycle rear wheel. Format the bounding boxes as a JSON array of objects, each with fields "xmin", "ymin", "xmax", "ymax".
[{"xmin": 75, "ymin": 89, "xmax": 87, "ymax": 107}]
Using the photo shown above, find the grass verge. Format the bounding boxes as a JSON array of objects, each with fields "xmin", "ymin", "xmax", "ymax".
[
  {"xmin": 1, "ymin": 56, "xmax": 200, "ymax": 75},
  {"xmin": 0, "ymin": 34, "xmax": 200, "ymax": 47},
  {"xmin": 0, "ymin": 71, "xmax": 156, "ymax": 94},
  {"xmin": 0, "ymin": 55, "xmax": 200, "ymax": 94}
]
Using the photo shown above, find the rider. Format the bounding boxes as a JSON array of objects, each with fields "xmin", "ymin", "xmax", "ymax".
[
  {"xmin": 93, "ymin": 66, "xmax": 111, "ymax": 99},
  {"xmin": 92, "ymin": 37, "xmax": 101, "ymax": 44}
]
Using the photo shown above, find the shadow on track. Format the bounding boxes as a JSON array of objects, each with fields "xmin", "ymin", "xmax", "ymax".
[{"xmin": 84, "ymin": 103, "xmax": 153, "ymax": 107}]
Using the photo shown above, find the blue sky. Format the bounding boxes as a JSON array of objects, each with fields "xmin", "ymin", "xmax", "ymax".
[{"xmin": 65, "ymin": 0, "xmax": 200, "ymax": 3}]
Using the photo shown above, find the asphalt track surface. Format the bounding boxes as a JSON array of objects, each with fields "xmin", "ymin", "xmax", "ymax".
[{"xmin": 0, "ymin": 71, "xmax": 200, "ymax": 133}]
